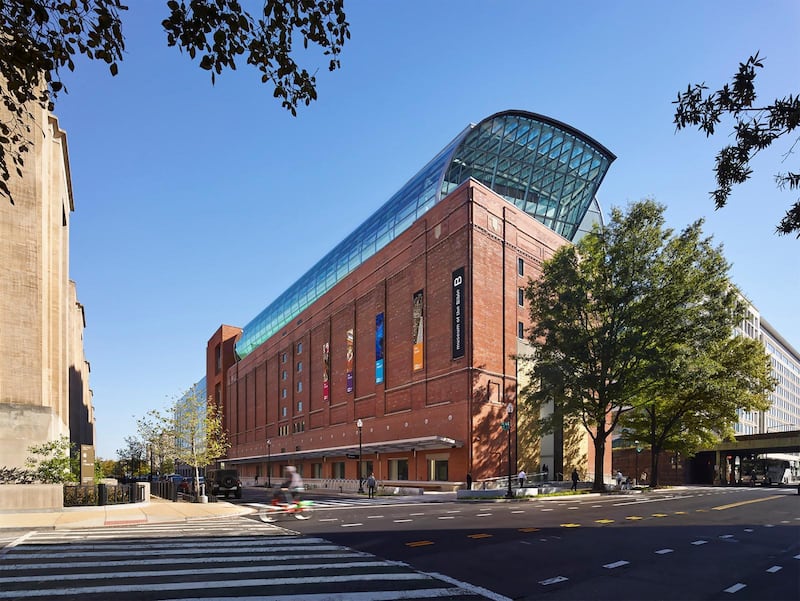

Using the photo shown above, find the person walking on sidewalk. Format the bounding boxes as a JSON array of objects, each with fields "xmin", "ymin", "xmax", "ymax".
[
  {"xmin": 571, "ymin": 468, "xmax": 579, "ymax": 492},
  {"xmin": 518, "ymin": 469, "xmax": 526, "ymax": 488},
  {"xmin": 366, "ymin": 473, "xmax": 377, "ymax": 499}
]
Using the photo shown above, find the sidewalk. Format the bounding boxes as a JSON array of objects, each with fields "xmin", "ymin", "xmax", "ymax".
[{"xmin": 0, "ymin": 497, "xmax": 254, "ymax": 531}]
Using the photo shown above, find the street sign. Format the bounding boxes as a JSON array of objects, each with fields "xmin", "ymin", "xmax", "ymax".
[{"xmin": 346, "ymin": 453, "xmax": 358, "ymax": 459}]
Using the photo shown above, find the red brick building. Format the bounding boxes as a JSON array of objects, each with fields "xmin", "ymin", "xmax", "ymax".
[{"xmin": 206, "ymin": 111, "xmax": 615, "ymax": 486}]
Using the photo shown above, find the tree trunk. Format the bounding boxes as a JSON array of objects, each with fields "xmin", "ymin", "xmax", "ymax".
[{"xmin": 592, "ymin": 437, "xmax": 606, "ymax": 492}]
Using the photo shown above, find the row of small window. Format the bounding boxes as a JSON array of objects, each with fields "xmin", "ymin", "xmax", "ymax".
[
  {"xmin": 281, "ymin": 363, "xmax": 303, "ymax": 379},
  {"xmin": 280, "ymin": 342, "xmax": 304, "ymax": 363},
  {"xmin": 277, "ymin": 422, "xmax": 306, "ymax": 436},
  {"xmin": 281, "ymin": 382, "xmax": 304, "ymax": 398},
  {"xmin": 281, "ymin": 402, "xmax": 303, "ymax": 416}
]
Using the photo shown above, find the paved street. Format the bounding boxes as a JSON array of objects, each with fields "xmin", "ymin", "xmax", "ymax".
[
  {"xmin": 0, "ymin": 515, "xmax": 495, "ymax": 600},
  {"xmin": 270, "ymin": 486, "xmax": 800, "ymax": 601}
]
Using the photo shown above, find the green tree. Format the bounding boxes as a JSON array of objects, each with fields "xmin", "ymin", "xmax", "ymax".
[
  {"xmin": 673, "ymin": 52, "xmax": 800, "ymax": 237},
  {"xmin": 116, "ymin": 435, "xmax": 145, "ymax": 477},
  {"xmin": 171, "ymin": 384, "xmax": 229, "ymax": 500},
  {"xmin": 521, "ymin": 199, "xmax": 740, "ymax": 491},
  {"xmin": 137, "ymin": 408, "xmax": 178, "ymax": 478},
  {"xmin": 25, "ymin": 435, "xmax": 78, "ymax": 483},
  {"xmin": 0, "ymin": 0, "xmax": 349, "ymax": 202},
  {"xmin": 620, "ymin": 334, "xmax": 774, "ymax": 487}
]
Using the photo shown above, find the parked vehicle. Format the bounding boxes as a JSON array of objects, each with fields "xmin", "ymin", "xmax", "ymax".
[
  {"xmin": 206, "ymin": 469, "xmax": 242, "ymax": 499},
  {"xmin": 178, "ymin": 476, "xmax": 204, "ymax": 494}
]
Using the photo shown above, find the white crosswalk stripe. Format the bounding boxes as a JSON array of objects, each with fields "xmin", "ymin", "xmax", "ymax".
[{"xmin": 0, "ymin": 517, "xmax": 488, "ymax": 600}]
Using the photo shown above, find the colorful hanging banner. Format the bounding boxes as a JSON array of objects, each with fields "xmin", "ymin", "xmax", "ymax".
[
  {"xmin": 412, "ymin": 290, "xmax": 424, "ymax": 371},
  {"xmin": 346, "ymin": 328, "xmax": 354, "ymax": 393},
  {"xmin": 322, "ymin": 342, "xmax": 330, "ymax": 402},
  {"xmin": 376, "ymin": 312, "xmax": 385, "ymax": 384}
]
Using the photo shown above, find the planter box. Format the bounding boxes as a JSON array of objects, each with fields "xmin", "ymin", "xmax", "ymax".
[{"xmin": 0, "ymin": 484, "xmax": 63, "ymax": 512}]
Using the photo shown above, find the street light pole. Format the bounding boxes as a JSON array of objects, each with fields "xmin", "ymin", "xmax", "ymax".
[
  {"xmin": 357, "ymin": 419, "xmax": 364, "ymax": 493},
  {"xmin": 267, "ymin": 439, "xmax": 271, "ymax": 488},
  {"xmin": 506, "ymin": 402, "xmax": 514, "ymax": 499}
]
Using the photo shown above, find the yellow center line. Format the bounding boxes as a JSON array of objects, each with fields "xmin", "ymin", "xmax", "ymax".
[
  {"xmin": 652, "ymin": 513, "xmax": 668, "ymax": 517},
  {"xmin": 468, "ymin": 533, "xmax": 492, "ymax": 539},
  {"xmin": 626, "ymin": 516, "xmax": 643, "ymax": 520},
  {"xmin": 595, "ymin": 519, "xmax": 614, "ymax": 524},
  {"xmin": 518, "ymin": 527, "xmax": 540, "ymax": 532},
  {"xmin": 712, "ymin": 495, "xmax": 783, "ymax": 511},
  {"xmin": 561, "ymin": 523, "xmax": 581, "ymax": 528},
  {"xmin": 406, "ymin": 540, "xmax": 434, "ymax": 547}
]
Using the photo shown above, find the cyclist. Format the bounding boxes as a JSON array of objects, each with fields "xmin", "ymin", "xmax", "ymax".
[{"xmin": 273, "ymin": 465, "xmax": 304, "ymax": 505}]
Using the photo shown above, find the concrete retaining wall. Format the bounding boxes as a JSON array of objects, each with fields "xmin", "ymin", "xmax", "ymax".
[{"xmin": 0, "ymin": 484, "xmax": 63, "ymax": 512}]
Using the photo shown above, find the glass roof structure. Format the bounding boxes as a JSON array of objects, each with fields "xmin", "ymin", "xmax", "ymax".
[{"xmin": 235, "ymin": 110, "xmax": 615, "ymax": 359}]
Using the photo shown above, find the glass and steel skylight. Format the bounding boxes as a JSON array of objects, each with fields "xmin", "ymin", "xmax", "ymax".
[{"xmin": 235, "ymin": 110, "xmax": 615, "ymax": 359}]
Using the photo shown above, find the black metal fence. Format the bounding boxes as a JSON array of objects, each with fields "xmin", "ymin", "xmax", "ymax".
[
  {"xmin": 150, "ymin": 480, "xmax": 178, "ymax": 502},
  {"xmin": 63, "ymin": 483, "xmax": 146, "ymax": 507}
]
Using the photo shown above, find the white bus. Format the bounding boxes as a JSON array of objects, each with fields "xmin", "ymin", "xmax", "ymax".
[{"xmin": 744, "ymin": 453, "xmax": 800, "ymax": 486}]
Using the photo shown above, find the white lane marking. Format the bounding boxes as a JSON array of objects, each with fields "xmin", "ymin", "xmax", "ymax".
[
  {"xmin": 540, "ymin": 576, "xmax": 569, "ymax": 585},
  {"xmin": 795, "ymin": 554, "xmax": 800, "ymax": 560},
  {"xmin": 655, "ymin": 549, "xmax": 673, "ymax": 555},
  {"xmin": 567, "ymin": 507, "xmax": 579, "ymax": 510},
  {"xmin": 510, "ymin": 510, "xmax": 525, "ymax": 514},
  {"xmin": 724, "ymin": 583, "xmax": 746, "ymax": 593},
  {"xmin": 340, "ymin": 523, "xmax": 363, "ymax": 527},
  {"xmin": 764, "ymin": 524, "xmax": 775, "ymax": 528},
  {"xmin": 422, "ymin": 570, "xmax": 513, "ymax": 601},
  {"xmin": 592, "ymin": 505, "xmax": 602, "ymax": 508},
  {"xmin": 0, "ymin": 574, "xmax": 434, "ymax": 598},
  {"xmin": 393, "ymin": 519, "xmax": 412, "ymax": 523},
  {"xmin": 409, "ymin": 512, "xmax": 425, "ymax": 516},
  {"xmin": 179, "ymin": 589, "xmax": 492, "ymax": 601},
  {"xmin": 719, "ymin": 535, "xmax": 734, "ymax": 539},
  {"xmin": 766, "ymin": 566, "xmax": 782, "ymax": 573},
  {"xmin": 445, "ymin": 510, "xmax": 461, "ymax": 513},
  {"xmin": 603, "ymin": 560, "xmax": 629, "ymax": 569},
  {"xmin": 541, "ymin": 508, "xmax": 553, "ymax": 511},
  {"xmin": 743, "ymin": 528, "xmax": 754, "ymax": 532},
  {"xmin": 476, "ymin": 513, "xmax": 492, "ymax": 517},
  {"xmin": 438, "ymin": 516, "xmax": 455, "ymax": 520},
  {"xmin": 691, "ymin": 540, "xmax": 708, "ymax": 545},
  {"xmin": 367, "ymin": 515, "xmax": 384, "ymax": 519},
  {"xmin": 318, "ymin": 518, "xmax": 338, "ymax": 522}
]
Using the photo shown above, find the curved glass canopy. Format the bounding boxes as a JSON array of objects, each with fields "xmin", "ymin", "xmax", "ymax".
[{"xmin": 236, "ymin": 110, "xmax": 615, "ymax": 359}]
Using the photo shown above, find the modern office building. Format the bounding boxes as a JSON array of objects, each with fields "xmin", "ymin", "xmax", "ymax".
[
  {"xmin": 0, "ymin": 103, "xmax": 94, "ymax": 470},
  {"xmin": 206, "ymin": 110, "xmax": 616, "ymax": 486},
  {"xmin": 735, "ymin": 307, "xmax": 800, "ymax": 436}
]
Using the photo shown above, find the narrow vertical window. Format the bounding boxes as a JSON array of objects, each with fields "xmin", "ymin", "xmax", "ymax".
[
  {"xmin": 517, "ymin": 321, "xmax": 525, "ymax": 339},
  {"xmin": 517, "ymin": 258, "xmax": 524, "ymax": 276},
  {"xmin": 518, "ymin": 288, "xmax": 525, "ymax": 306},
  {"xmin": 297, "ymin": 342, "xmax": 303, "ymax": 354}
]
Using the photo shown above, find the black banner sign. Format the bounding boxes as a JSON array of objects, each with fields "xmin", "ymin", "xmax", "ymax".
[{"xmin": 452, "ymin": 267, "xmax": 465, "ymax": 358}]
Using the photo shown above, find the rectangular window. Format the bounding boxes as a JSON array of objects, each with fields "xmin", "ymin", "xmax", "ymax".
[
  {"xmin": 281, "ymin": 388, "xmax": 287, "ymax": 399},
  {"xmin": 518, "ymin": 288, "xmax": 525, "ymax": 306},
  {"xmin": 389, "ymin": 458, "xmax": 409, "ymax": 480},
  {"xmin": 517, "ymin": 258, "xmax": 524, "ymax": 276},
  {"xmin": 215, "ymin": 344, "xmax": 222, "ymax": 373},
  {"xmin": 312, "ymin": 463, "xmax": 322, "ymax": 478},
  {"xmin": 282, "ymin": 406, "xmax": 287, "ymax": 417},
  {"xmin": 282, "ymin": 370, "xmax": 287, "ymax": 380},
  {"xmin": 332, "ymin": 462, "xmax": 345, "ymax": 479},
  {"xmin": 429, "ymin": 459, "xmax": 449, "ymax": 481},
  {"xmin": 517, "ymin": 321, "xmax": 525, "ymax": 339},
  {"xmin": 281, "ymin": 352, "xmax": 287, "ymax": 363},
  {"xmin": 297, "ymin": 342, "xmax": 303, "ymax": 354},
  {"xmin": 297, "ymin": 401, "xmax": 303, "ymax": 412},
  {"xmin": 297, "ymin": 361, "xmax": 302, "ymax": 373},
  {"xmin": 297, "ymin": 381, "xmax": 303, "ymax": 393}
]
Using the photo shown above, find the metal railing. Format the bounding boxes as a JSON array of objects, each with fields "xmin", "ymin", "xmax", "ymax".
[{"xmin": 63, "ymin": 483, "xmax": 146, "ymax": 507}]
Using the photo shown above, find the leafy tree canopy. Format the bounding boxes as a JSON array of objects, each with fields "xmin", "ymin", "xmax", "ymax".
[
  {"xmin": 521, "ymin": 199, "xmax": 742, "ymax": 491},
  {"xmin": 674, "ymin": 52, "xmax": 800, "ymax": 237},
  {"xmin": 0, "ymin": 0, "xmax": 349, "ymax": 201}
]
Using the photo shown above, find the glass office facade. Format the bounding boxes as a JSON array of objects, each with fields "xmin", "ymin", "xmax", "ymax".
[{"xmin": 236, "ymin": 110, "xmax": 615, "ymax": 359}]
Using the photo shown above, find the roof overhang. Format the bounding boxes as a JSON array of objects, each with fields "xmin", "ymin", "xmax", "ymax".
[{"xmin": 223, "ymin": 435, "xmax": 463, "ymax": 466}]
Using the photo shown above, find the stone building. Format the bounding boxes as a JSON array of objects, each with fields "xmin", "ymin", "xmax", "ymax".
[{"xmin": 0, "ymin": 102, "xmax": 94, "ymax": 470}]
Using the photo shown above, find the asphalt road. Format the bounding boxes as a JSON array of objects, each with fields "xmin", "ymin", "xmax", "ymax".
[{"xmin": 242, "ymin": 486, "xmax": 800, "ymax": 601}]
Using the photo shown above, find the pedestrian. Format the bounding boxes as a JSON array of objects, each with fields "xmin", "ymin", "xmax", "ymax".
[
  {"xmin": 518, "ymin": 469, "xmax": 526, "ymax": 488},
  {"xmin": 366, "ymin": 472, "xmax": 377, "ymax": 499},
  {"xmin": 616, "ymin": 470, "xmax": 624, "ymax": 490},
  {"xmin": 571, "ymin": 468, "xmax": 579, "ymax": 491},
  {"xmin": 542, "ymin": 463, "xmax": 549, "ymax": 482},
  {"xmin": 466, "ymin": 473, "xmax": 473, "ymax": 490}
]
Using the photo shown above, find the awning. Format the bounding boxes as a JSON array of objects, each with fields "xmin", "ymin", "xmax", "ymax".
[{"xmin": 224, "ymin": 435, "xmax": 463, "ymax": 466}]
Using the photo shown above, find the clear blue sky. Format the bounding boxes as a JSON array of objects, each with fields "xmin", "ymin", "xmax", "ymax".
[{"xmin": 55, "ymin": 1, "xmax": 800, "ymax": 459}]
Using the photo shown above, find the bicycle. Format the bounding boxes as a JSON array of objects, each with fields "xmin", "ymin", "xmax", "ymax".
[{"xmin": 259, "ymin": 488, "xmax": 314, "ymax": 522}]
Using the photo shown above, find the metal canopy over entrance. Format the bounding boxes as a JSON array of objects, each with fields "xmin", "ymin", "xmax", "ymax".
[{"xmin": 226, "ymin": 435, "xmax": 463, "ymax": 466}]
